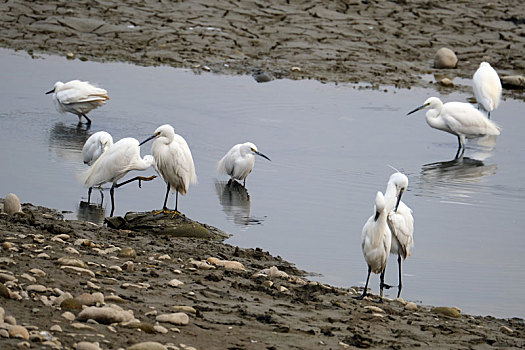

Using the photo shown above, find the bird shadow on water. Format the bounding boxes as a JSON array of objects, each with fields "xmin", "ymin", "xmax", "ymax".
[
  {"xmin": 214, "ymin": 180, "xmax": 265, "ymax": 227},
  {"xmin": 48, "ymin": 122, "xmax": 91, "ymax": 158},
  {"xmin": 77, "ymin": 201, "xmax": 106, "ymax": 225}
]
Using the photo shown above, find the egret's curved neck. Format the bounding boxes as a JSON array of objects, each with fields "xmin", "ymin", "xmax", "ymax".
[
  {"xmin": 384, "ymin": 183, "xmax": 398, "ymax": 211},
  {"xmin": 425, "ymin": 109, "xmax": 450, "ymax": 133}
]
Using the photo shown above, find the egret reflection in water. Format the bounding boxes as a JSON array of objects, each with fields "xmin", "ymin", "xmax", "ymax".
[
  {"xmin": 77, "ymin": 201, "xmax": 106, "ymax": 225},
  {"xmin": 214, "ymin": 180, "xmax": 264, "ymax": 226},
  {"xmin": 48, "ymin": 122, "xmax": 91, "ymax": 160}
]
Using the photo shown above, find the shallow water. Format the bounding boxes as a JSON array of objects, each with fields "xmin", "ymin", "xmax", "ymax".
[{"xmin": 1, "ymin": 48, "xmax": 524, "ymax": 318}]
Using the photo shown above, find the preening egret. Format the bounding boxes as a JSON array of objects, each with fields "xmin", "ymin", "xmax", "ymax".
[
  {"xmin": 46, "ymin": 80, "xmax": 109, "ymax": 124},
  {"xmin": 139, "ymin": 124, "xmax": 197, "ymax": 213},
  {"xmin": 407, "ymin": 97, "xmax": 501, "ymax": 158},
  {"xmin": 217, "ymin": 142, "xmax": 271, "ymax": 187},
  {"xmin": 82, "ymin": 131, "xmax": 114, "ymax": 203},
  {"xmin": 355, "ymin": 191, "xmax": 392, "ymax": 301},
  {"xmin": 473, "ymin": 62, "xmax": 502, "ymax": 119},
  {"xmin": 384, "ymin": 172, "xmax": 414, "ymax": 298},
  {"xmin": 79, "ymin": 137, "xmax": 156, "ymax": 216}
]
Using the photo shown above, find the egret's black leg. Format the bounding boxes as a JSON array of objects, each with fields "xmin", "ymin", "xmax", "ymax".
[
  {"xmin": 100, "ymin": 189, "xmax": 104, "ymax": 206},
  {"xmin": 243, "ymin": 178, "xmax": 246, "ymax": 187},
  {"xmin": 175, "ymin": 191, "xmax": 179, "ymax": 212},
  {"xmin": 455, "ymin": 136, "xmax": 465, "ymax": 159},
  {"xmin": 109, "ymin": 183, "xmax": 116, "ymax": 217},
  {"xmin": 82, "ymin": 113, "xmax": 92, "ymax": 125},
  {"xmin": 488, "ymin": 111, "xmax": 491, "ymax": 119},
  {"xmin": 397, "ymin": 255, "xmax": 403, "ymax": 298},
  {"xmin": 379, "ymin": 268, "xmax": 386, "ymax": 301},
  {"xmin": 162, "ymin": 183, "xmax": 170, "ymax": 210},
  {"xmin": 88, "ymin": 187, "xmax": 92, "ymax": 204},
  {"xmin": 354, "ymin": 266, "xmax": 371, "ymax": 300}
]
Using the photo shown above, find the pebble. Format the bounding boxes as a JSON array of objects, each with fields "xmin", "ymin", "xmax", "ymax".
[
  {"xmin": 87, "ymin": 281, "xmax": 101, "ymax": 290},
  {"xmin": 432, "ymin": 306, "xmax": 461, "ymax": 318},
  {"xmin": 77, "ymin": 306, "xmax": 135, "ymax": 324},
  {"xmin": 75, "ymin": 292, "xmax": 104, "ymax": 306},
  {"xmin": 53, "ymin": 292, "xmax": 73, "ymax": 306},
  {"xmin": 109, "ymin": 265, "xmax": 123, "ymax": 272},
  {"xmin": 66, "ymin": 52, "xmax": 75, "ymax": 60},
  {"xmin": 105, "ymin": 295, "xmax": 126, "ymax": 304},
  {"xmin": 158, "ymin": 254, "xmax": 171, "ymax": 260},
  {"xmin": 61, "ymin": 298, "xmax": 83, "ymax": 310},
  {"xmin": 156, "ymin": 313, "xmax": 189, "ymax": 326},
  {"xmin": 0, "ymin": 306, "xmax": 4, "ymax": 322},
  {"xmin": 206, "ymin": 257, "xmax": 245, "ymax": 271},
  {"xmin": 405, "ymin": 302, "xmax": 417, "ymax": 311},
  {"xmin": 4, "ymin": 193, "xmax": 22, "ymax": 215},
  {"xmin": 37, "ymin": 253, "xmax": 51, "ymax": 259},
  {"xmin": 0, "ymin": 283, "xmax": 11, "ymax": 299},
  {"xmin": 9, "ymin": 325, "xmax": 30, "ymax": 340},
  {"xmin": 189, "ymin": 259, "xmax": 215, "ymax": 270},
  {"xmin": 122, "ymin": 261, "xmax": 135, "ymax": 272},
  {"xmin": 61, "ymin": 311, "xmax": 76, "ymax": 321},
  {"xmin": 76, "ymin": 341, "xmax": 102, "ymax": 350},
  {"xmin": 58, "ymin": 257, "xmax": 87, "ymax": 268},
  {"xmin": 128, "ymin": 342, "xmax": 167, "ymax": 350},
  {"xmin": 17, "ymin": 341, "xmax": 30, "ymax": 348},
  {"xmin": 29, "ymin": 268, "xmax": 46, "ymax": 277},
  {"xmin": 26, "ymin": 284, "xmax": 48, "ymax": 293},
  {"xmin": 20, "ymin": 273, "xmax": 36, "ymax": 283},
  {"xmin": 438, "ymin": 77, "xmax": 454, "ymax": 86},
  {"xmin": 64, "ymin": 247, "xmax": 80, "ymax": 255},
  {"xmin": 434, "ymin": 47, "xmax": 458, "ymax": 68},
  {"xmin": 500, "ymin": 325, "xmax": 513, "ymax": 334},
  {"xmin": 364, "ymin": 305, "xmax": 385, "ymax": 314},
  {"xmin": 154, "ymin": 325, "xmax": 169, "ymax": 334},
  {"xmin": 500, "ymin": 75, "xmax": 525, "ymax": 89},
  {"xmin": 118, "ymin": 247, "xmax": 136, "ymax": 259},
  {"xmin": 0, "ymin": 273, "xmax": 16, "ymax": 283},
  {"xmin": 171, "ymin": 306, "xmax": 196, "ymax": 314},
  {"xmin": 262, "ymin": 280, "xmax": 274, "ymax": 288},
  {"xmin": 50, "ymin": 325, "xmax": 62, "ymax": 332},
  {"xmin": 71, "ymin": 323, "xmax": 97, "ymax": 331},
  {"xmin": 168, "ymin": 279, "xmax": 184, "ymax": 287},
  {"xmin": 0, "ymin": 329, "xmax": 8, "ymax": 338},
  {"xmin": 4, "ymin": 315, "xmax": 16, "ymax": 325},
  {"xmin": 61, "ymin": 266, "xmax": 95, "ymax": 278}
]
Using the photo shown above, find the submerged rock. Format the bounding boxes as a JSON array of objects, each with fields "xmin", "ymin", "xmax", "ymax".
[{"xmin": 434, "ymin": 48, "xmax": 458, "ymax": 68}]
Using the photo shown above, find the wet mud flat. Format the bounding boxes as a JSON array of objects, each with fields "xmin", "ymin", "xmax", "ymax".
[
  {"xmin": 0, "ymin": 203, "xmax": 524, "ymax": 349},
  {"xmin": 0, "ymin": 0, "xmax": 524, "ymax": 96}
]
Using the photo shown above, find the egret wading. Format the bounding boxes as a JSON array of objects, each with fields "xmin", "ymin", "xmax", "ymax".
[
  {"xmin": 217, "ymin": 142, "xmax": 271, "ymax": 187},
  {"xmin": 473, "ymin": 62, "xmax": 502, "ymax": 119},
  {"xmin": 355, "ymin": 191, "xmax": 392, "ymax": 301},
  {"xmin": 407, "ymin": 97, "xmax": 501, "ymax": 159},
  {"xmin": 384, "ymin": 172, "xmax": 414, "ymax": 298},
  {"xmin": 82, "ymin": 131, "xmax": 114, "ymax": 203},
  {"xmin": 139, "ymin": 124, "xmax": 197, "ymax": 213},
  {"xmin": 79, "ymin": 137, "xmax": 156, "ymax": 216},
  {"xmin": 46, "ymin": 80, "xmax": 109, "ymax": 125}
]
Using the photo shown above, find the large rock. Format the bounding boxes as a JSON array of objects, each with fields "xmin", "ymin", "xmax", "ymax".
[
  {"xmin": 434, "ymin": 48, "xmax": 458, "ymax": 68},
  {"xmin": 4, "ymin": 193, "xmax": 22, "ymax": 215},
  {"xmin": 156, "ymin": 312, "xmax": 189, "ymax": 325},
  {"xmin": 77, "ymin": 306, "xmax": 135, "ymax": 324}
]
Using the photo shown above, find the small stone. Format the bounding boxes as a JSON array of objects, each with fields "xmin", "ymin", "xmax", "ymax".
[
  {"xmin": 291, "ymin": 66, "xmax": 302, "ymax": 72},
  {"xmin": 206, "ymin": 257, "xmax": 245, "ymax": 271},
  {"xmin": 37, "ymin": 253, "xmax": 51, "ymax": 259},
  {"xmin": 105, "ymin": 295, "xmax": 126, "ymax": 303},
  {"xmin": 168, "ymin": 279, "xmax": 184, "ymax": 288},
  {"xmin": 171, "ymin": 306, "xmax": 196, "ymax": 314},
  {"xmin": 4, "ymin": 315, "xmax": 16, "ymax": 324},
  {"xmin": 438, "ymin": 78, "xmax": 454, "ymax": 86},
  {"xmin": 29, "ymin": 268, "xmax": 46, "ymax": 277},
  {"xmin": 109, "ymin": 265, "xmax": 123, "ymax": 272},
  {"xmin": 0, "ymin": 282, "xmax": 10, "ymax": 298},
  {"xmin": 56, "ymin": 234, "xmax": 70, "ymax": 241},
  {"xmin": 154, "ymin": 325, "xmax": 169, "ymax": 334},
  {"xmin": 62, "ymin": 311, "xmax": 76, "ymax": 321},
  {"xmin": 66, "ymin": 52, "xmax": 75, "ymax": 60},
  {"xmin": 61, "ymin": 298, "xmax": 83, "ymax": 310},
  {"xmin": 405, "ymin": 302, "xmax": 417, "ymax": 311},
  {"xmin": 53, "ymin": 292, "xmax": 73, "ymax": 306},
  {"xmin": 17, "ymin": 341, "xmax": 30, "ymax": 348},
  {"xmin": 26, "ymin": 284, "xmax": 48, "ymax": 293},
  {"xmin": 278, "ymin": 286, "xmax": 289, "ymax": 293},
  {"xmin": 500, "ymin": 75, "xmax": 525, "ymax": 89},
  {"xmin": 156, "ymin": 313, "xmax": 189, "ymax": 326},
  {"xmin": 432, "ymin": 306, "xmax": 461, "ymax": 318},
  {"xmin": 20, "ymin": 273, "xmax": 36, "ymax": 283},
  {"xmin": 76, "ymin": 341, "xmax": 102, "ymax": 350},
  {"xmin": 4, "ymin": 193, "xmax": 22, "ymax": 215},
  {"xmin": 395, "ymin": 297, "xmax": 406, "ymax": 305},
  {"xmin": 434, "ymin": 47, "xmax": 458, "ymax": 68},
  {"xmin": 158, "ymin": 254, "xmax": 171, "ymax": 260},
  {"xmin": 128, "ymin": 342, "xmax": 167, "ymax": 350},
  {"xmin": 0, "ymin": 329, "xmax": 9, "ymax": 338},
  {"xmin": 0, "ymin": 273, "xmax": 16, "ymax": 283},
  {"xmin": 262, "ymin": 280, "xmax": 274, "ymax": 288},
  {"xmin": 61, "ymin": 266, "xmax": 95, "ymax": 278},
  {"xmin": 122, "ymin": 261, "xmax": 135, "ymax": 271},
  {"xmin": 118, "ymin": 247, "xmax": 136, "ymax": 259},
  {"xmin": 500, "ymin": 325, "xmax": 513, "ymax": 334},
  {"xmin": 2, "ymin": 242, "xmax": 15, "ymax": 249},
  {"xmin": 0, "ymin": 306, "xmax": 4, "ymax": 322},
  {"xmin": 86, "ymin": 281, "xmax": 101, "ymax": 290},
  {"xmin": 9, "ymin": 325, "xmax": 29, "ymax": 340},
  {"xmin": 64, "ymin": 247, "xmax": 80, "ymax": 255},
  {"xmin": 50, "ymin": 325, "xmax": 62, "ymax": 332},
  {"xmin": 58, "ymin": 257, "xmax": 87, "ymax": 268},
  {"xmin": 77, "ymin": 306, "xmax": 135, "ymax": 324},
  {"xmin": 71, "ymin": 323, "xmax": 96, "ymax": 331},
  {"xmin": 75, "ymin": 292, "xmax": 104, "ymax": 306},
  {"xmin": 364, "ymin": 305, "xmax": 385, "ymax": 313}
]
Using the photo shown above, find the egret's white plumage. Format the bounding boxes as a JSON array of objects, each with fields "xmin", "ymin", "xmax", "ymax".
[
  {"xmin": 407, "ymin": 97, "xmax": 501, "ymax": 158},
  {"xmin": 473, "ymin": 62, "xmax": 502, "ymax": 119},
  {"xmin": 217, "ymin": 142, "xmax": 271, "ymax": 187},
  {"xmin": 80, "ymin": 137, "xmax": 155, "ymax": 216},
  {"xmin": 384, "ymin": 172, "xmax": 414, "ymax": 298},
  {"xmin": 356, "ymin": 191, "xmax": 392, "ymax": 300},
  {"xmin": 46, "ymin": 80, "xmax": 109, "ymax": 124},
  {"xmin": 82, "ymin": 131, "xmax": 114, "ymax": 166},
  {"xmin": 140, "ymin": 124, "xmax": 197, "ymax": 212}
]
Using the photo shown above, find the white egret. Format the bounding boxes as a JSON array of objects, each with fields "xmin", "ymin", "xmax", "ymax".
[
  {"xmin": 46, "ymin": 80, "xmax": 109, "ymax": 124},
  {"xmin": 79, "ymin": 137, "xmax": 156, "ymax": 216},
  {"xmin": 139, "ymin": 124, "xmax": 197, "ymax": 213},
  {"xmin": 384, "ymin": 172, "xmax": 414, "ymax": 298},
  {"xmin": 355, "ymin": 191, "xmax": 392, "ymax": 301},
  {"xmin": 217, "ymin": 142, "xmax": 271, "ymax": 187},
  {"xmin": 407, "ymin": 97, "xmax": 501, "ymax": 158},
  {"xmin": 82, "ymin": 131, "xmax": 114, "ymax": 203},
  {"xmin": 473, "ymin": 62, "xmax": 502, "ymax": 119}
]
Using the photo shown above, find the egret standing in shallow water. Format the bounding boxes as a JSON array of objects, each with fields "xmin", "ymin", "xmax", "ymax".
[
  {"xmin": 82, "ymin": 131, "xmax": 114, "ymax": 203},
  {"xmin": 473, "ymin": 62, "xmax": 502, "ymax": 119},
  {"xmin": 384, "ymin": 172, "xmax": 414, "ymax": 298},
  {"xmin": 46, "ymin": 80, "xmax": 109, "ymax": 125},
  {"xmin": 80, "ymin": 137, "xmax": 156, "ymax": 216},
  {"xmin": 217, "ymin": 142, "xmax": 271, "ymax": 187},
  {"xmin": 140, "ymin": 124, "xmax": 197, "ymax": 213},
  {"xmin": 355, "ymin": 191, "xmax": 392, "ymax": 301},
  {"xmin": 407, "ymin": 97, "xmax": 501, "ymax": 158}
]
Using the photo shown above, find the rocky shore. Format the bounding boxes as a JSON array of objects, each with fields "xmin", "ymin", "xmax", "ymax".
[{"xmin": 0, "ymin": 202, "xmax": 524, "ymax": 349}]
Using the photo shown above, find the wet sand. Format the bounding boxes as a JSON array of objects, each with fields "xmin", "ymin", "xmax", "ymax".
[
  {"xmin": 1, "ymin": 203, "xmax": 524, "ymax": 349},
  {"xmin": 0, "ymin": 0, "xmax": 524, "ymax": 94}
]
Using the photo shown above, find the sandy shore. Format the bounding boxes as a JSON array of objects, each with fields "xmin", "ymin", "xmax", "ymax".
[
  {"xmin": 1, "ymin": 203, "xmax": 524, "ymax": 349},
  {"xmin": 0, "ymin": 0, "xmax": 524, "ymax": 96}
]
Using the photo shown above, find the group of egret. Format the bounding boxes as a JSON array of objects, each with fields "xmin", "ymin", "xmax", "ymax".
[
  {"xmin": 407, "ymin": 62, "xmax": 502, "ymax": 159},
  {"xmin": 356, "ymin": 172, "xmax": 414, "ymax": 301}
]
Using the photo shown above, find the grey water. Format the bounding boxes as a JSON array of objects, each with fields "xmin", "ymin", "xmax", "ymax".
[{"xmin": 1, "ymin": 48, "xmax": 524, "ymax": 318}]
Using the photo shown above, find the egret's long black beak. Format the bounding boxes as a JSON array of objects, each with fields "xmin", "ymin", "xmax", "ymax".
[
  {"xmin": 394, "ymin": 188, "xmax": 405, "ymax": 212},
  {"xmin": 407, "ymin": 103, "xmax": 428, "ymax": 116},
  {"xmin": 374, "ymin": 210, "xmax": 380, "ymax": 221},
  {"xmin": 139, "ymin": 134, "xmax": 157, "ymax": 146},
  {"xmin": 254, "ymin": 150, "xmax": 271, "ymax": 161},
  {"xmin": 45, "ymin": 89, "xmax": 54, "ymax": 95}
]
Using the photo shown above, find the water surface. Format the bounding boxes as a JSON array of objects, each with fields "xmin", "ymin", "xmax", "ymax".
[{"xmin": 1, "ymin": 49, "xmax": 524, "ymax": 318}]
